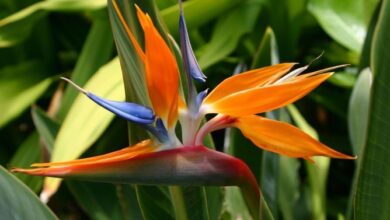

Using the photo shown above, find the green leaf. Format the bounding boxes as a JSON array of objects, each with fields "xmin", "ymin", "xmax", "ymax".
[
  {"xmin": 278, "ymin": 156, "xmax": 300, "ymax": 220},
  {"xmin": 266, "ymin": 0, "xmax": 308, "ymax": 59},
  {"xmin": 308, "ymin": 0, "xmax": 380, "ymax": 53},
  {"xmin": 57, "ymin": 12, "xmax": 114, "ymax": 120},
  {"xmin": 0, "ymin": 166, "xmax": 57, "ymax": 220},
  {"xmin": 359, "ymin": 3, "xmax": 381, "ymax": 70},
  {"xmin": 328, "ymin": 72, "xmax": 357, "ymax": 89},
  {"xmin": 161, "ymin": 0, "xmax": 243, "ymax": 35},
  {"xmin": 348, "ymin": 68, "xmax": 372, "ymax": 155},
  {"xmin": 32, "ymin": 106, "xmax": 60, "ymax": 153},
  {"xmin": 116, "ymin": 185, "xmax": 144, "ymax": 220},
  {"xmin": 0, "ymin": 61, "xmax": 52, "ymax": 128},
  {"xmin": 0, "ymin": 0, "xmax": 106, "ymax": 47},
  {"xmin": 263, "ymin": 108, "xmax": 292, "ymax": 219},
  {"xmin": 251, "ymin": 27, "xmax": 279, "ymax": 68},
  {"xmin": 221, "ymin": 187, "xmax": 252, "ymax": 220},
  {"xmin": 8, "ymin": 133, "xmax": 43, "ymax": 193},
  {"xmin": 66, "ymin": 181, "xmax": 124, "ymax": 220},
  {"xmin": 170, "ymin": 186, "xmax": 223, "ymax": 220},
  {"xmin": 197, "ymin": 0, "xmax": 261, "ymax": 69},
  {"xmin": 136, "ymin": 186, "xmax": 175, "ymax": 220},
  {"xmin": 287, "ymin": 104, "xmax": 329, "ymax": 220},
  {"xmin": 107, "ymin": 0, "xmax": 149, "ymax": 106},
  {"xmin": 45, "ymin": 57, "xmax": 123, "ymax": 195},
  {"xmin": 354, "ymin": 0, "xmax": 390, "ymax": 219}
]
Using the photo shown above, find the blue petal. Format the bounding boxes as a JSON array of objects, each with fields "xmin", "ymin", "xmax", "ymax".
[
  {"xmin": 87, "ymin": 93, "xmax": 155, "ymax": 124},
  {"xmin": 155, "ymin": 118, "xmax": 169, "ymax": 139},
  {"xmin": 195, "ymin": 89, "xmax": 208, "ymax": 111},
  {"xmin": 179, "ymin": 5, "xmax": 206, "ymax": 83}
]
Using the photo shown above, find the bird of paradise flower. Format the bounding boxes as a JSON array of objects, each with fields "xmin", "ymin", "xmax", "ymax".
[{"xmin": 13, "ymin": 0, "xmax": 355, "ymax": 218}]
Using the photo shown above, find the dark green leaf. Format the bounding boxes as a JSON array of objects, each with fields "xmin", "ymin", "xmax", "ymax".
[
  {"xmin": 67, "ymin": 181, "xmax": 124, "ymax": 220},
  {"xmin": 197, "ymin": 0, "xmax": 261, "ymax": 69},
  {"xmin": 0, "ymin": 166, "xmax": 57, "ymax": 220},
  {"xmin": 0, "ymin": 0, "xmax": 106, "ymax": 47},
  {"xmin": 354, "ymin": 0, "xmax": 390, "ymax": 219},
  {"xmin": 8, "ymin": 133, "xmax": 43, "ymax": 193},
  {"xmin": 161, "ymin": 0, "xmax": 243, "ymax": 35},
  {"xmin": 0, "ymin": 61, "xmax": 52, "ymax": 128},
  {"xmin": 308, "ymin": 0, "xmax": 379, "ymax": 53},
  {"xmin": 32, "ymin": 106, "xmax": 60, "ymax": 153},
  {"xmin": 57, "ymin": 12, "xmax": 114, "ymax": 120}
]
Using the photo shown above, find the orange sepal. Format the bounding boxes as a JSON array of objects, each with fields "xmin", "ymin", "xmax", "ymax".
[
  {"xmin": 204, "ymin": 63, "xmax": 296, "ymax": 104},
  {"xmin": 12, "ymin": 140, "xmax": 156, "ymax": 175},
  {"xmin": 204, "ymin": 73, "xmax": 333, "ymax": 116},
  {"xmin": 136, "ymin": 6, "xmax": 179, "ymax": 127},
  {"xmin": 234, "ymin": 115, "xmax": 356, "ymax": 160}
]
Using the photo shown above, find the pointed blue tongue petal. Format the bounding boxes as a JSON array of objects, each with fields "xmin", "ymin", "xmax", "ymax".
[
  {"xmin": 179, "ymin": 2, "xmax": 206, "ymax": 83},
  {"xmin": 86, "ymin": 93, "xmax": 155, "ymax": 124},
  {"xmin": 60, "ymin": 77, "xmax": 155, "ymax": 125}
]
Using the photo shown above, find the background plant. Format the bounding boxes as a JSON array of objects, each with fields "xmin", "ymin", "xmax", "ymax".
[{"xmin": 0, "ymin": 0, "xmax": 387, "ymax": 220}]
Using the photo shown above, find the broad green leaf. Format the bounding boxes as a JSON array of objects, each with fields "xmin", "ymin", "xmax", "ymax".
[
  {"xmin": 278, "ymin": 156, "xmax": 300, "ymax": 220},
  {"xmin": 204, "ymin": 187, "xmax": 224, "ymax": 220},
  {"xmin": 221, "ymin": 187, "xmax": 252, "ymax": 220},
  {"xmin": 0, "ymin": 61, "xmax": 52, "ymax": 128},
  {"xmin": 308, "ymin": 0, "xmax": 380, "ymax": 53},
  {"xmin": 117, "ymin": 185, "xmax": 144, "ymax": 220},
  {"xmin": 67, "ymin": 181, "xmax": 124, "ymax": 220},
  {"xmin": 57, "ymin": 12, "xmax": 114, "ymax": 120},
  {"xmin": 32, "ymin": 106, "xmax": 60, "ymax": 153},
  {"xmin": 8, "ymin": 133, "xmax": 43, "ymax": 193},
  {"xmin": 359, "ymin": 4, "xmax": 380, "ymax": 70},
  {"xmin": 348, "ymin": 68, "xmax": 372, "ymax": 155},
  {"xmin": 170, "ymin": 186, "xmax": 223, "ymax": 220},
  {"xmin": 0, "ymin": 166, "xmax": 57, "ymax": 220},
  {"xmin": 0, "ymin": 0, "xmax": 106, "ymax": 47},
  {"xmin": 136, "ymin": 186, "xmax": 175, "ymax": 220},
  {"xmin": 197, "ymin": 0, "xmax": 261, "ymax": 69},
  {"xmin": 44, "ymin": 57, "xmax": 123, "ymax": 196},
  {"xmin": 354, "ymin": 0, "xmax": 390, "ymax": 219}
]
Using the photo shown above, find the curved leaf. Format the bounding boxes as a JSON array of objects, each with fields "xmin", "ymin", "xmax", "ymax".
[
  {"xmin": 197, "ymin": 0, "xmax": 261, "ymax": 69},
  {"xmin": 0, "ymin": 61, "xmax": 52, "ymax": 128},
  {"xmin": 0, "ymin": 166, "xmax": 57, "ymax": 220},
  {"xmin": 0, "ymin": 0, "xmax": 106, "ymax": 47},
  {"xmin": 309, "ymin": 0, "xmax": 379, "ymax": 53},
  {"xmin": 348, "ymin": 68, "xmax": 372, "ymax": 155},
  {"xmin": 354, "ymin": 0, "xmax": 390, "ymax": 219}
]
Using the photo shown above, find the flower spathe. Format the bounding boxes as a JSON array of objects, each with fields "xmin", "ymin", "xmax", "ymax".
[{"xmin": 13, "ymin": 0, "xmax": 355, "ymax": 210}]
